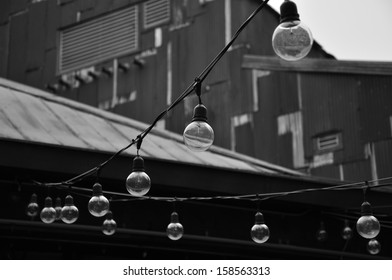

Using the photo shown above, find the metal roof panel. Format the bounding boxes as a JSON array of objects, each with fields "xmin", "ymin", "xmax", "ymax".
[{"xmin": 0, "ymin": 77, "xmax": 305, "ymax": 177}]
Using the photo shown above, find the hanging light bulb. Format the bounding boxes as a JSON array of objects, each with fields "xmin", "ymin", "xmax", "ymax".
[
  {"xmin": 88, "ymin": 182, "xmax": 110, "ymax": 217},
  {"xmin": 166, "ymin": 212, "xmax": 184, "ymax": 240},
  {"xmin": 102, "ymin": 210, "xmax": 117, "ymax": 236},
  {"xmin": 40, "ymin": 197, "xmax": 56, "ymax": 224},
  {"xmin": 126, "ymin": 155, "xmax": 151, "ymax": 197},
  {"xmin": 316, "ymin": 221, "xmax": 328, "ymax": 242},
  {"xmin": 356, "ymin": 201, "xmax": 380, "ymax": 239},
  {"xmin": 183, "ymin": 104, "xmax": 214, "ymax": 152},
  {"xmin": 341, "ymin": 220, "xmax": 353, "ymax": 240},
  {"xmin": 26, "ymin": 193, "xmax": 39, "ymax": 217},
  {"xmin": 251, "ymin": 212, "xmax": 270, "ymax": 244},
  {"xmin": 61, "ymin": 195, "xmax": 79, "ymax": 224},
  {"xmin": 272, "ymin": 0, "xmax": 313, "ymax": 61},
  {"xmin": 367, "ymin": 239, "xmax": 381, "ymax": 255},
  {"xmin": 54, "ymin": 197, "xmax": 62, "ymax": 221}
]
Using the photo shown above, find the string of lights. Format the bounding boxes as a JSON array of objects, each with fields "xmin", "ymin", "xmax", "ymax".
[{"xmin": 23, "ymin": 0, "xmax": 388, "ymax": 255}]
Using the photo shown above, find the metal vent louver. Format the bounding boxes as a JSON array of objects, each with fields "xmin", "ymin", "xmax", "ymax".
[
  {"xmin": 59, "ymin": 6, "xmax": 138, "ymax": 74},
  {"xmin": 143, "ymin": 0, "xmax": 170, "ymax": 29},
  {"xmin": 317, "ymin": 134, "xmax": 340, "ymax": 151}
]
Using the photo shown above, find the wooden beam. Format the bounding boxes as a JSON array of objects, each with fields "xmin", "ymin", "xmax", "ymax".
[{"xmin": 242, "ymin": 55, "xmax": 392, "ymax": 76}]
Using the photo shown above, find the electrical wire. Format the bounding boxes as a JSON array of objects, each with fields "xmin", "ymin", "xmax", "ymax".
[
  {"xmin": 29, "ymin": 177, "xmax": 392, "ymax": 205},
  {"xmin": 30, "ymin": 0, "xmax": 392, "ymax": 211},
  {"xmin": 33, "ymin": 0, "xmax": 272, "ymax": 188}
]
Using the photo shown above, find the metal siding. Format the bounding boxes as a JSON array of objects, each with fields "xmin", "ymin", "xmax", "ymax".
[
  {"xmin": 114, "ymin": 48, "xmax": 167, "ymax": 125},
  {"xmin": 59, "ymin": 0, "xmax": 79, "ymax": 28},
  {"xmin": 165, "ymin": 28, "xmax": 185, "ymax": 135},
  {"xmin": 173, "ymin": 0, "xmax": 227, "ymax": 87},
  {"xmin": 301, "ymin": 73, "xmax": 362, "ymax": 163},
  {"xmin": 358, "ymin": 75, "xmax": 392, "ymax": 143},
  {"xmin": 278, "ymin": 133, "xmax": 295, "ymax": 169},
  {"xmin": 10, "ymin": 0, "xmax": 29, "ymax": 15},
  {"xmin": 253, "ymin": 71, "xmax": 279, "ymax": 164},
  {"xmin": 78, "ymin": 80, "xmax": 98, "ymax": 107},
  {"xmin": 116, "ymin": 58, "xmax": 138, "ymax": 104},
  {"xmin": 98, "ymin": 70, "xmax": 114, "ymax": 103},
  {"xmin": 235, "ymin": 122, "xmax": 255, "ymax": 156},
  {"xmin": 374, "ymin": 139, "xmax": 392, "ymax": 179},
  {"xmin": 0, "ymin": 23, "xmax": 9, "ymax": 77},
  {"xmin": 228, "ymin": 49, "xmax": 254, "ymax": 116},
  {"xmin": 343, "ymin": 160, "xmax": 372, "ymax": 182},
  {"xmin": 168, "ymin": 1, "xmax": 228, "ymax": 134},
  {"xmin": 310, "ymin": 165, "xmax": 340, "ymax": 181},
  {"xmin": 231, "ymin": 0, "xmax": 277, "ymax": 57},
  {"xmin": 26, "ymin": 69, "xmax": 43, "ymax": 89},
  {"xmin": 46, "ymin": 0, "xmax": 61, "ymax": 50},
  {"xmin": 0, "ymin": 0, "xmax": 11, "ymax": 24},
  {"xmin": 276, "ymin": 72, "xmax": 299, "ymax": 115},
  {"xmin": 27, "ymin": 1, "xmax": 46, "ymax": 70},
  {"xmin": 8, "ymin": 12, "xmax": 28, "ymax": 82},
  {"xmin": 250, "ymin": 71, "xmax": 300, "ymax": 167}
]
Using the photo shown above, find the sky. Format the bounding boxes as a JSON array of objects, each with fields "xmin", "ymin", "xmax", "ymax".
[{"xmin": 269, "ymin": 0, "xmax": 392, "ymax": 62}]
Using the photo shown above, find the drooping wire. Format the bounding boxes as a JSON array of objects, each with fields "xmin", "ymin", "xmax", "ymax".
[
  {"xmin": 198, "ymin": 0, "xmax": 270, "ymax": 83},
  {"xmin": 33, "ymin": 177, "xmax": 392, "ymax": 204},
  {"xmin": 33, "ymin": 0, "xmax": 272, "ymax": 188}
]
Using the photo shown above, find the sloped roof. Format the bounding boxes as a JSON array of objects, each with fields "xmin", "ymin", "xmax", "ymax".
[{"xmin": 0, "ymin": 77, "xmax": 305, "ymax": 177}]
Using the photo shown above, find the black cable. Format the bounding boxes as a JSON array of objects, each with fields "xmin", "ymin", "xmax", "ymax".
[
  {"xmin": 34, "ymin": 0, "xmax": 272, "ymax": 188},
  {"xmin": 198, "ymin": 0, "xmax": 270, "ymax": 83}
]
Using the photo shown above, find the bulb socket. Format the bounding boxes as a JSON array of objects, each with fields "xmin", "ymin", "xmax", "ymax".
[
  {"xmin": 361, "ymin": 201, "xmax": 373, "ymax": 216},
  {"xmin": 132, "ymin": 156, "xmax": 145, "ymax": 172},
  {"xmin": 279, "ymin": 0, "xmax": 300, "ymax": 23},
  {"xmin": 254, "ymin": 212, "xmax": 265, "ymax": 224},
  {"xmin": 192, "ymin": 104, "xmax": 208, "ymax": 122},
  {"xmin": 105, "ymin": 210, "xmax": 113, "ymax": 220},
  {"xmin": 44, "ymin": 197, "xmax": 53, "ymax": 207},
  {"xmin": 65, "ymin": 195, "xmax": 74, "ymax": 206},
  {"xmin": 92, "ymin": 182, "xmax": 103, "ymax": 196},
  {"xmin": 170, "ymin": 212, "xmax": 180, "ymax": 223},
  {"xmin": 30, "ymin": 193, "xmax": 38, "ymax": 203},
  {"xmin": 55, "ymin": 197, "xmax": 62, "ymax": 207}
]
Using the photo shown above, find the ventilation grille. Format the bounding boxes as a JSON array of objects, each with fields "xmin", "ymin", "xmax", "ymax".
[
  {"xmin": 59, "ymin": 6, "xmax": 138, "ymax": 74},
  {"xmin": 316, "ymin": 134, "xmax": 341, "ymax": 151},
  {"xmin": 143, "ymin": 0, "xmax": 170, "ymax": 29}
]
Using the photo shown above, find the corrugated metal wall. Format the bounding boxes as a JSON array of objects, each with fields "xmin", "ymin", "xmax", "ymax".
[
  {"xmin": 4, "ymin": 0, "xmax": 383, "ymax": 182},
  {"xmin": 301, "ymin": 73, "xmax": 363, "ymax": 163}
]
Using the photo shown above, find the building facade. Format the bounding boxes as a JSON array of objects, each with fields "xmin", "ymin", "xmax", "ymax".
[{"xmin": 1, "ymin": 0, "xmax": 391, "ymax": 182}]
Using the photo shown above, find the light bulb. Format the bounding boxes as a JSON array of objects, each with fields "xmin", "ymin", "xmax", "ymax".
[
  {"xmin": 251, "ymin": 212, "xmax": 270, "ymax": 244},
  {"xmin": 272, "ymin": 0, "xmax": 313, "ymax": 61},
  {"xmin": 26, "ymin": 193, "xmax": 39, "ymax": 217},
  {"xmin": 126, "ymin": 156, "xmax": 151, "ymax": 197},
  {"xmin": 88, "ymin": 182, "xmax": 110, "ymax": 217},
  {"xmin": 316, "ymin": 221, "xmax": 328, "ymax": 242},
  {"xmin": 54, "ymin": 197, "xmax": 62, "ymax": 221},
  {"xmin": 61, "ymin": 195, "xmax": 79, "ymax": 224},
  {"xmin": 341, "ymin": 220, "xmax": 353, "ymax": 240},
  {"xmin": 367, "ymin": 239, "xmax": 381, "ymax": 255},
  {"xmin": 166, "ymin": 212, "xmax": 184, "ymax": 241},
  {"xmin": 356, "ymin": 201, "xmax": 380, "ymax": 239},
  {"xmin": 40, "ymin": 197, "xmax": 56, "ymax": 224},
  {"xmin": 183, "ymin": 104, "xmax": 214, "ymax": 152},
  {"xmin": 102, "ymin": 211, "xmax": 117, "ymax": 236}
]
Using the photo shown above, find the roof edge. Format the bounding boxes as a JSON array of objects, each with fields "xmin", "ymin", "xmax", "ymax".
[{"xmin": 0, "ymin": 77, "xmax": 306, "ymax": 177}]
